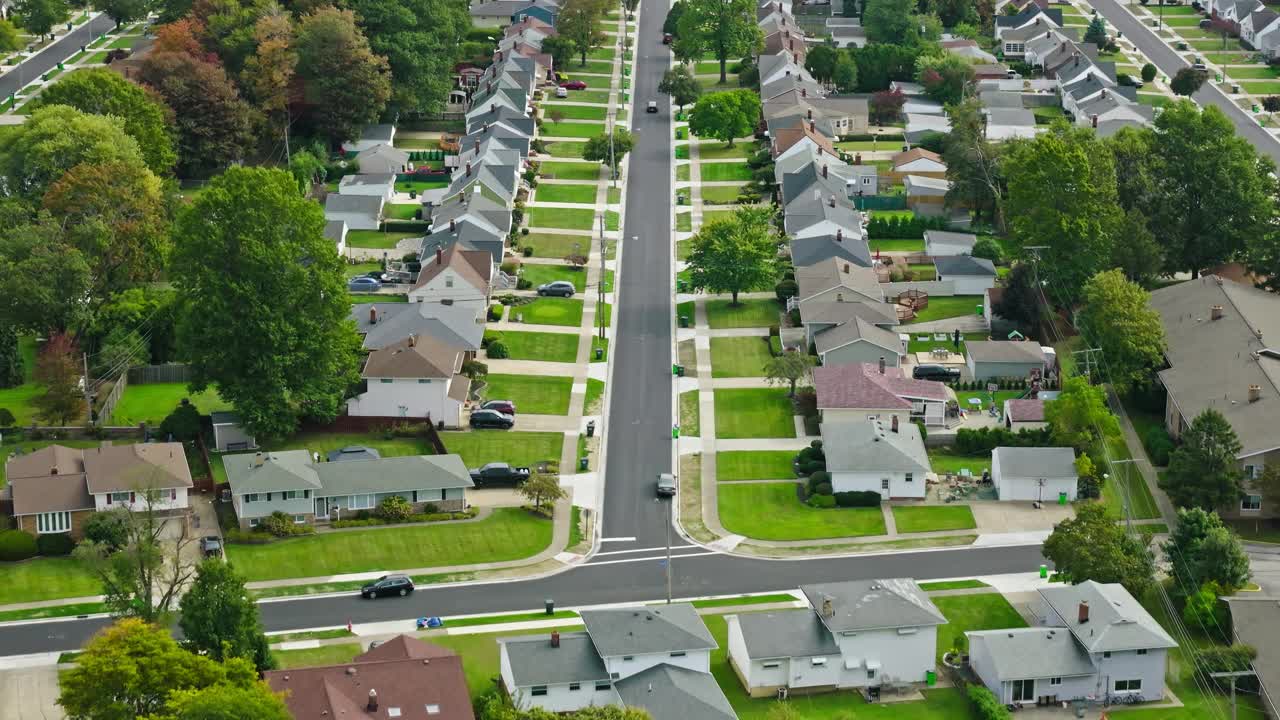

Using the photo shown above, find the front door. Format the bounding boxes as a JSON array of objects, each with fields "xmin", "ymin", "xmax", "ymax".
[{"xmin": 1011, "ymin": 679, "xmax": 1034, "ymax": 703}]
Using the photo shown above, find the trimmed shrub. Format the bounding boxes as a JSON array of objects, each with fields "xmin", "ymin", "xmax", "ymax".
[
  {"xmin": 807, "ymin": 470, "xmax": 831, "ymax": 495},
  {"xmin": 814, "ymin": 481, "xmax": 833, "ymax": 496},
  {"xmin": 522, "ymin": 246, "xmax": 534, "ymax": 257},
  {"xmin": 0, "ymin": 530, "xmax": 38, "ymax": 561},
  {"xmin": 967, "ymin": 684, "xmax": 1010, "ymax": 720},
  {"xmin": 1143, "ymin": 426, "xmax": 1175, "ymax": 466},
  {"xmin": 488, "ymin": 304, "xmax": 504, "ymax": 322},
  {"xmin": 768, "ymin": 336, "xmax": 783, "ymax": 356},
  {"xmin": 377, "ymin": 495, "xmax": 413, "ymax": 523},
  {"xmin": 774, "ymin": 279, "xmax": 799, "ymax": 303},
  {"xmin": 954, "ymin": 426, "xmax": 1052, "ymax": 455},
  {"xmin": 833, "ymin": 490, "xmax": 881, "ymax": 507},
  {"xmin": 914, "ymin": 421, "xmax": 927, "ymax": 443},
  {"xmin": 487, "ymin": 341, "xmax": 509, "ymax": 359},
  {"xmin": 260, "ymin": 511, "xmax": 313, "ymax": 538},
  {"xmin": 83, "ymin": 509, "xmax": 129, "ymax": 551},
  {"xmin": 36, "ymin": 532, "xmax": 75, "ymax": 556},
  {"xmin": 1141, "ymin": 63, "xmax": 1158, "ymax": 83},
  {"xmin": 807, "ymin": 494, "xmax": 836, "ymax": 508},
  {"xmin": 971, "ymin": 237, "xmax": 1003, "ymax": 264}
]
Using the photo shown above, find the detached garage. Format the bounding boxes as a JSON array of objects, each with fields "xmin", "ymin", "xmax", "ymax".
[{"xmin": 992, "ymin": 446, "xmax": 1078, "ymax": 503}]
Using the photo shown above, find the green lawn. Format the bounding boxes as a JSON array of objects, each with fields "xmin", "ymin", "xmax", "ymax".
[
  {"xmin": 348, "ymin": 293, "xmax": 407, "ymax": 304},
  {"xmin": 836, "ymin": 139, "xmax": 900, "ymax": 152},
  {"xmin": 541, "ymin": 122, "xmax": 607, "ymax": 139},
  {"xmin": 891, "ymin": 505, "xmax": 977, "ymax": 534},
  {"xmin": 439, "ymin": 431, "xmax": 563, "ymax": 468},
  {"xmin": 0, "ymin": 557, "xmax": 102, "ymax": 604},
  {"xmin": 591, "ymin": 336, "xmax": 608, "ymax": 363},
  {"xmin": 526, "ymin": 206, "xmax": 599, "ymax": 230},
  {"xmin": 697, "ymin": 141, "xmax": 757, "ymax": 160},
  {"xmin": 585, "ymin": 378, "xmax": 605, "ymax": 415},
  {"xmin": 86, "ymin": 51, "xmax": 108, "ymax": 63},
  {"xmin": 520, "ymin": 264, "xmax": 589, "ymax": 292},
  {"xmin": 709, "ymin": 336, "xmax": 772, "ymax": 377},
  {"xmin": 918, "ymin": 579, "xmax": 989, "ymax": 591},
  {"xmin": 543, "ymin": 103, "xmax": 608, "ymax": 121},
  {"xmin": 927, "ymin": 450, "xmax": 992, "ymax": 477},
  {"xmin": 1137, "ymin": 93, "xmax": 1173, "ymax": 108},
  {"xmin": 679, "ymin": 390, "xmax": 700, "ymax": 437},
  {"xmin": 539, "ymin": 162, "xmax": 602, "ymax": 181},
  {"xmin": 1240, "ymin": 80, "xmax": 1280, "ymax": 94},
  {"xmin": 905, "ymin": 295, "xmax": 984, "ymax": 325},
  {"xmin": 905, "ymin": 331, "xmax": 988, "ymax": 356},
  {"xmin": 110, "ymin": 383, "xmax": 231, "ymax": 426},
  {"xmin": 1187, "ymin": 38, "xmax": 1243, "ymax": 51},
  {"xmin": 226, "ymin": 508, "xmax": 552, "ymax": 581},
  {"xmin": 1099, "ymin": 433, "xmax": 1163, "ymax": 521},
  {"xmin": 702, "ymin": 209, "xmax": 737, "ymax": 224},
  {"xmin": 384, "ymin": 203, "xmax": 422, "ymax": 220},
  {"xmin": 951, "ymin": 390, "xmax": 1024, "ymax": 412},
  {"xmin": 543, "ymin": 140, "xmax": 588, "ymax": 158},
  {"xmin": 676, "ymin": 164, "xmax": 691, "ymax": 181},
  {"xmin": 535, "ymin": 184, "xmax": 598, "ymax": 204},
  {"xmin": 273, "ymin": 644, "xmax": 363, "ymax": 669},
  {"xmin": 699, "ymin": 162, "xmax": 753, "ymax": 181},
  {"xmin": 676, "ymin": 212, "xmax": 692, "ymax": 231},
  {"xmin": 714, "ymin": 388, "xmax": 796, "ymax": 439},
  {"xmin": 513, "ymin": 298, "xmax": 584, "ymax": 327},
  {"xmin": 481, "ymin": 374, "xmax": 573, "ymax": 415},
  {"xmin": 700, "ymin": 184, "xmax": 749, "ymax": 205},
  {"xmin": 557, "ymin": 89, "xmax": 613, "ymax": 104},
  {"xmin": 481, "ymin": 333, "xmax": 578, "ymax": 363},
  {"xmin": 932, "ymin": 593, "xmax": 1027, "ymax": 663},
  {"xmin": 0, "ymin": 336, "xmax": 42, "ymax": 425},
  {"xmin": 719, "ymin": 482, "xmax": 886, "ymax": 540},
  {"xmin": 520, "ymin": 233, "xmax": 595, "ymax": 258},
  {"xmin": 394, "ymin": 179, "xmax": 448, "ymax": 193},
  {"xmin": 717, "ymin": 451, "xmax": 796, "ymax": 481},
  {"xmin": 871, "ymin": 238, "xmax": 925, "ymax": 252},
  {"xmin": 563, "ymin": 60, "xmax": 613, "ymax": 75},
  {"xmin": 704, "ymin": 298, "xmax": 780, "ymax": 329},
  {"xmin": 1226, "ymin": 66, "xmax": 1280, "ymax": 79},
  {"xmin": 106, "ymin": 35, "xmax": 140, "ymax": 49},
  {"xmin": 345, "ymin": 230, "xmax": 422, "ymax": 249}
]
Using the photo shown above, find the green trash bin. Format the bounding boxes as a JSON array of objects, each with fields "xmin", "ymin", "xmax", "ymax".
[
  {"xmin": 679, "ymin": 315, "xmax": 689, "ymax": 328},
  {"xmin": 975, "ymin": 304, "xmax": 984, "ymax": 315},
  {"xmin": 1040, "ymin": 564, "xmax": 1049, "ymax": 579},
  {"xmin": 676, "ymin": 128, "xmax": 684, "ymax": 139},
  {"xmin": 1058, "ymin": 491, "xmax": 1068, "ymax": 505},
  {"xmin": 925, "ymin": 670, "xmax": 936, "ymax": 686}
]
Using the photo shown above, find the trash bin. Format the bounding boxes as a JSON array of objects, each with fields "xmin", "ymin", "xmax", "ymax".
[
  {"xmin": 586, "ymin": 420, "xmax": 596, "ymax": 437},
  {"xmin": 925, "ymin": 670, "xmax": 936, "ymax": 686},
  {"xmin": 975, "ymin": 304, "xmax": 984, "ymax": 316},
  {"xmin": 679, "ymin": 315, "xmax": 689, "ymax": 328},
  {"xmin": 545, "ymin": 599, "xmax": 555, "ymax": 615},
  {"xmin": 1040, "ymin": 564, "xmax": 1049, "ymax": 579},
  {"xmin": 675, "ymin": 364, "xmax": 685, "ymax": 377},
  {"xmin": 595, "ymin": 347, "xmax": 603, "ymax": 360},
  {"xmin": 579, "ymin": 456, "xmax": 589, "ymax": 471},
  {"xmin": 1058, "ymin": 491, "xmax": 1068, "ymax": 505},
  {"xmin": 676, "ymin": 128, "xmax": 684, "ymax": 139}
]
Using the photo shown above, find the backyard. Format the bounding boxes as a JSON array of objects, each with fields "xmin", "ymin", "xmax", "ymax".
[
  {"xmin": 932, "ymin": 593, "xmax": 1027, "ymax": 663},
  {"xmin": 346, "ymin": 230, "xmax": 422, "ymax": 250},
  {"xmin": 719, "ymin": 482, "xmax": 886, "ymax": 540},
  {"xmin": 110, "ymin": 383, "xmax": 231, "ymax": 426},
  {"xmin": 713, "ymin": 388, "xmax": 797, "ymax": 439},
  {"xmin": 904, "ymin": 295, "xmax": 984, "ymax": 325}
]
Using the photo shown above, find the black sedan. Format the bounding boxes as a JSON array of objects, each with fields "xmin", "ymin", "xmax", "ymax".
[
  {"xmin": 361, "ymin": 574, "xmax": 415, "ymax": 599},
  {"xmin": 470, "ymin": 408, "xmax": 515, "ymax": 429}
]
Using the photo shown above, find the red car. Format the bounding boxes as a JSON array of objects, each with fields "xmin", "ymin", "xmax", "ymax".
[
  {"xmin": 662, "ymin": 33, "xmax": 672, "ymax": 44},
  {"xmin": 560, "ymin": 80, "xmax": 588, "ymax": 90}
]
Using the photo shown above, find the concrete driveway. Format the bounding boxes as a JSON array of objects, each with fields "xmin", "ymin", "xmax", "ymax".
[{"xmin": 0, "ymin": 667, "xmax": 64, "ymax": 720}]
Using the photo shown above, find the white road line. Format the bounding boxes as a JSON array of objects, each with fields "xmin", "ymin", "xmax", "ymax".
[
  {"xmin": 593, "ymin": 545, "xmax": 702, "ymax": 556},
  {"xmin": 584, "ymin": 551, "xmax": 717, "ymax": 567},
  {"xmin": 599, "ymin": 536, "xmax": 638, "ymax": 542}
]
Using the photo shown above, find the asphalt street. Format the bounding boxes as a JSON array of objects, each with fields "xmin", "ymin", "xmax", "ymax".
[
  {"xmin": 0, "ymin": 14, "xmax": 117, "ymax": 101},
  {"xmin": 1088, "ymin": 0, "xmax": 1280, "ymax": 165},
  {"xmin": 0, "ymin": 0, "xmax": 1050, "ymax": 658}
]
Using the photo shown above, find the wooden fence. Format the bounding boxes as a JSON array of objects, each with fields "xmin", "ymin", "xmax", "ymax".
[
  {"xmin": 96, "ymin": 372, "xmax": 128, "ymax": 427},
  {"xmin": 128, "ymin": 363, "xmax": 193, "ymax": 384}
]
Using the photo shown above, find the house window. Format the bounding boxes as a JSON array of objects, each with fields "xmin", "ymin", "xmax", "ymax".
[
  {"xmin": 381, "ymin": 379, "xmax": 394, "ymax": 384},
  {"xmin": 303, "ymin": 490, "xmax": 311, "ymax": 499},
  {"xmin": 1115, "ymin": 679, "xmax": 1142, "ymax": 692},
  {"xmin": 1243, "ymin": 495, "xmax": 1262, "ymax": 511},
  {"xmin": 170, "ymin": 489, "xmax": 177, "ymax": 501},
  {"xmin": 418, "ymin": 379, "xmax": 431, "ymax": 384},
  {"xmin": 862, "ymin": 176, "xmax": 872, "ymax": 185},
  {"xmin": 249, "ymin": 518, "xmax": 260, "ymax": 527},
  {"xmin": 281, "ymin": 491, "xmax": 296, "ymax": 500},
  {"xmin": 350, "ymin": 494, "xmax": 374, "ymax": 510},
  {"xmin": 1050, "ymin": 677, "xmax": 1062, "ymax": 686},
  {"xmin": 35, "ymin": 511, "xmax": 71, "ymax": 534},
  {"xmin": 867, "ymin": 669, "xmax": 876, "ymax": 680},
  {"xmin": 811, "ymin": 658, "xmax": 827, "ymax": 667},
  {"xmin": 1245, "ymin": 465, "xmax": 1259, "ymax": 479},
  {"xmin": 245, "ymin": 493, "xmax": 259, "ymax": 503},
  {"xmin": 622, "ymin": 656, "xmax": 634, "ymax": 661},
  {"xmin": 595, "ymin": 681, "xmax": 612, "ymax": 691},
  {"xmin": 530, "ymin": 686, "xmax": 548, "ymax": 697},
  {"xmin": 905, "ymin": 473, "xmax": 914, "ymax": 483},
  {"xmin": 762, "ymin": 661, "xmax": 781, "ymax": 669},
  {"xmin": 568, "ymin": 683, "xmax": 581, "ymax": 692},
  {"xmin": 293, "ymin": 515, "xmax": 306, "ymax": 524},
  {"xmin": 1103, "ymin": 651, "xmax": 1111, "ymax": 658},
  {"xmin": 881, "ymin": 478, "xmax": 890, "ymax": 490},
  {"xmin": 670, "ymin": 651, "xmax": 686, "ymax": 657},
  {"xmin": 109, "ymin": 491, "xmax": 130, "ymax": 504},
  {"xmin": 1137, "ymin": 649, "xmax": 1148, "ymax": 656}
]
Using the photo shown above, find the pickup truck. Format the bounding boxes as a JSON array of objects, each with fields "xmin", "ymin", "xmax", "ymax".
[{"xmin": 469, "ymin": 462, "xmax": 532, "ymax": 486}]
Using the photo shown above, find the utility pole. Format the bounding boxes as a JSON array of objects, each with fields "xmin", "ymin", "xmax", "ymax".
[
  {"xmin": 608, "ymin": 109, "xmax": 617, "ymax": 188},
  {"xmin": 1109, "ymin": 458, "xmax": 1144, "ymax": 533},
  {"xmin": 598, "ymin": 213, "xmax": 607, "ymax": 341},
  {"xmin": 82, "ymin": 352, "xmax": 92, "ymax": 423},
  {"xmin": 1072, "ymin": 347, "xmax": 1103, "ymax": 382},
  {"xmin": 665, "ymin": 497, "xmax": 672, "ymax": 604},
  {"xmin": 1209, "ymin": 670, "xmax": 1255, "ymax": 720}
]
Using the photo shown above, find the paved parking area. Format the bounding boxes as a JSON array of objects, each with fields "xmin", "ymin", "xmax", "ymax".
[
  {"xmin": 0, "ymin": 667, "xmax": 64, "ymax": 720},
  {"xmin": 970, "ymin": 501, "xmax": 1075, "ymax": 533}
]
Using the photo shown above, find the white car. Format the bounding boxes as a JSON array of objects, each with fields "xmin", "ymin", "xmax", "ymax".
[
  {"xmin": 555, "ymin": 86, "xmax": 568, "ymax": 98},
  {"xmin": 646, "ymin": 100, "xmax": 658, "ymax": 113}
]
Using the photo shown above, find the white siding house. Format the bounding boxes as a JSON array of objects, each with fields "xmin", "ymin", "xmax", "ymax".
[
  {"xmin": 822, "ymin": 418, "xmax": 931, "ymax": 499},
  {"xmin": 992, "ymin": 446, "xmax": 1078, "ymax": 503},
  {"xmin": 346, "ymin": 335, "xmax": 470, "ymax": 426},
  {"xmin": 406, "ymin": 246, "xmax": 493, "ymax": 309}
]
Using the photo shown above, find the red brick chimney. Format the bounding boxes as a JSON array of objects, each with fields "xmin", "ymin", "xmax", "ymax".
[
  {"xmin": 369, "ymin": 306, "xmax": 378, "ymax": 325},
  {"xmin": 367, "ymin": 689, "xmax": 378, "ymax": 713},
  {"xmin": 551, "ymin": 631, "xmax": 561, "ymax": 648},
  {"xmin": 854, "ymin": 153, "xmax": 862, "ymax": 165},
  {"xmin": 891, "ymin": 414, "xmax": 899, "ymax": 433},
  {"xmin": 1078, "ymin": 601, "xmax": 1090, "ymax": 624},
  {"xmin": 821, "ymin": 165, "xmax": 828, "ymax": 178},
  {"xmin": 449, "ymin": 218, "xmax": 456, "ymax": 232},
  {"xmin": 436, "ymin": 247, "xmax": 444, "ymax": 265}
]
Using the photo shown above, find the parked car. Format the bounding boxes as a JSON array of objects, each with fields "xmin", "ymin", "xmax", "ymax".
[
  {"xmin": 912, "ymin": 364, "xmax": 961, "ymax": 381},
  {"xmin": 555, "ymin": 86, "xmax": 569, "ymax": 98},
  {"xmin": 560, "ymin": 80, "xmax": 588, "ymax": 90},
  {"xmin": 361, "ymin": 574, "xmax": 415, "ymax": 599},
  {"xmin": 470, "ymin": 409, "xmax": 515, "ymax": 429},
  {"xmin": 348, "ymin": 276, "xmax": 382, "ymax": 291},
  {"xmin": 537, "ymin": 280, "xmax": 576, "ymax": 297},
  {"xmin": 1198, "ymin": 18, "xmax": 1212, "ymax": 28},
  {"xmin": 470, "ymin": 462, "xmax": 533, "ymax": 486},
  {"xmin": 662, "ymin": 32, "xmax": 672, "ymax": 44},
  {"xmin": 1192, "ymin": 62, "xmax": 1208, "ymax": 71},
  {"xmin": 646, "ymin": 100, "xmax": 658, "ymax": 113},
  {"xmin": 656, "ymin": 473, "xmax": 677, "ymax": 497},
  {"xmin": 481, "ymin": 399, "xmax": 517, "ymax": 415},
  {"xmin": 201, "ymin": 536, "xmax": 222, "ymax": 558}
]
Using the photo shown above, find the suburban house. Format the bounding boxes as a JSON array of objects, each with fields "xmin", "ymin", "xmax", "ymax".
[
  {"xmin": 727, "ymin": 579, "xmax": 946, "ymax": 696},
  {"xmin": 498, "ymin": 604, "xmax": 736, "ymax": 720},
  {"xmin": 965, "ymin": 340, "xmax": 1050, "ymax": 381},
  {"xmin": 346, "ymin": 334, "xmax": 471, "ymax": 424},
  {"xmin": 264, "ymin": 635, "xmax": 474, "ymax": 720},
  {"xmin": 821, "ymin": 417, "xmax": 931, "ymax": 498},
  {"xmin": 338, "ymin": 173, "xmax": 396, "ymax": 202},
  {"xmin": 790, "ymin": 231, "xmax": 873, "ymax": 269},
  {"xmin": 942, "ymin": 38, "xmax": 999, "ymax": 63},
  {"xmin": 351, "ymin": 301, "xmax": 485, "ymax": 353},
  {"xmin": 892, "ymin": 148, "xmax": 947, "ymax": 177},
  {"xmin": 211, "ymin": 411, "xmax": 256, "ymax": 452},
  {"xmin": 983, "ymin": 107, "xmax": 1038, "ymax": 140},
  {"xmin": 1224, "ymin": 596, "xmax": 1280, "ymax": 718},
  {"xmin": 406, "ymin": 245, "xmax": 494, "ymax": 308},
  {"xmin": 905, "ymin": 114, "xmax": 951, "ymax": 144},
  {"xmin": 1149, "ymin": 275, "xmax": 1280, "ymax": 517},
  {"xmin": 357, "ymin": 144, "xmax": 411, "ymax": 176},
  {"xmin": 934, "ymin": 256, "xmax": 997, "ymax": 295},
  {"xmin": 325, "ymin": 193, "xmax": 384, "ymax": 231},
  {"xmin": 991, "ymin": 446, "xmax": 1078, "ymax": 503},
  {"xmin": 904, "ymin": 175, "xmax": 950, "ymax": 216},
  {"xmin": 342, "ymin": 123, "xmax": 396, "ymax": 154},
  {"xmin": 1003, "ymin": 398, "xmax": 1047, "ymax": 431},
  {"xmin": 815, "ymin": 316, "xmax": 907, "ymax": 368},
  {"xmin": 1242, "ymin": 9, "xmax": 1280, "ymax": 56},
  {"xmin": 325, "ymin": 219, "xmax": 348, "ymax": 255},
  {"xmin": 968, "ymin": 581, "xmax": 1177, "ymax": 706},
  {"xmin": 923, "ymin": 230, "xmax": 978, "ymax": 257},
  {"xmin": 997, "ymin": 14, "xmax": 1062, "ymax": 57},
  {"xmin": 2, "ymin": 442, "xmax": 192, "ymax": 539},
  {"xmin": 815, "ymin": 361, "xmax": 950, "ymax": 427},
  {"xmin": 223, "ymin": 449, "xmax": 472, "ymax": 529}
]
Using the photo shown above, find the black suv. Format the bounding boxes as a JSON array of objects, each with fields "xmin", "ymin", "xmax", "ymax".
[
  {"xmin": 912, "ymin": 364, "xmax": 961, "ymax": 381},
  {"xmin": 470, "ymin": 409, "xmax": 515, "ymax": 429},
  {"xmin": 361, "ymin": 574, "xmax": 415, "ymax": 599}
]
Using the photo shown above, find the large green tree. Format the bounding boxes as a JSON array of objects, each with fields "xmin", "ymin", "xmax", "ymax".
[
  {"xmin": 171, "ymin": 167, "xmax": 361, "ymax": 439},
  {"xmin": 0, "ymin": 105, "xmax": 143, "ymax": 198},
  {"xmin": 179, "ymin": 560, "xmax": 274, "ymax": 671},
  {"xmin": 943, "ymin": 98, "xmax": 1002, "ymax": 227},
  {"xmin": 675, "ymin": 0, "xmax": 760, "ymax": 84},
  {"xmin": 658, "ymin": 65, "xmax": 701, "ymax": 110},
  {"xmin": 1104, "ymin": 125, "xmax": 1156, "ymax": 211},
  {"xmin": 686, "ymin": 206, "xmax": 777, "ymax": 304},
  {"xmin": 0, "ymin": 217, "xmax": 92, "ymax": 333},
  {"xmin": 850, "ymin": 43, "xmax": 921, "ymax": 92},
  {"xmin": 915, "ymin": 51, "xmax": 975, "ymax": 105},
  {"xmin": 12, "ymin": 0, "xmax": 68, "ymax": 39},
  {"xmin": 0, "ymin": 18, "xmax": 25, "ymax": 52},
  {"xmin": 862, "ymin": 0, "xmax": 913, "ymax": 43},
  {"xmin": 1044, "ymin": 375, "xmax": 1118, "ymax": 451},
  {"xmin": 138, "ymin": 51, "xmax": 257, "ymax": 177},
  {"xmin": 33, "ymin": 332, "xmax": 83, "ymax": 426},
  {"xmin": 688, "ymin": 89, "xmax": 759, "ymax": 146},
  {"xmin": 1148, "ymin": 101, "xmax": 1277, "ymax": 277},
  {"xmin": 153, "ymin": 683, "xmax": 293, "ymax": 720},
  {"xmin": 1161, "ymin": 409, "xmax": 1244, "ymax": 511},
  {"xmin": 1042, "ymin": 502, "xmax": 1156, "ymax": 599},
  {"xmin": 1109, "ymin": 208, "xmax": 1162, "ymax": 286},
  {"xmin": 29, "ymin": 68, "xmax": 177, "ymax": 174},
  {"xmin": 804, "ymin": 44, "xmax": 839, "ymax": 87},
  {"xmin": 1003, "ymin": 123, "xmax": 1121, "ymax": 307},
  {"xmin": 556, "ymin": 0, "xmax": 607, "ymax": 66},
  {"xmin": 294, "ymin": 6, "xmax": 392, "ymax": 144},
  {"xmin": 1164, "ymin": 507, "xmax": 1251, "ymax": 597},
  {"xmin": 0, "ymin": 324, "xmax": 22, "ymax": 388},
  {"xmin": 95, "ymin": 0, "xmax": 151, "ymax": 26},
  {"xmin": 346, "ymin": 0, "xmax": 469, "ymax": 114},
  {"xmin": 1077, "ymin": 270, "xmax": 1166, "ymax": 395},
  {"xmin": 583, "ymin": 127, "xmax": 634, "ymax": 178}
]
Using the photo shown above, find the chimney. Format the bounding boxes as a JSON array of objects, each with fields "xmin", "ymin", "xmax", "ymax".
[
  {"xmin": 854, "ymin": 153, "xmax": 862, "ymax": 165},
  {"xmin": 1249, "ymin": 384, "xmax": 1263, "ymax": 403},
  {"xmin": 801, "ymin": 87, "xmax": 807, "ymax": 98},
  {"xmin": 1078, "ymin": 601, "xmax": 1090, "ymax": 624},
  {"xmin": 807, "ymin": 108, "xmax": 813, "ymax": 120},
  {"xmin": 821, "ymin": 165, "xmax": 828, "ymax": 178},
  {"xmin": 836, "ymin": 228, "xmax": 843, "ymax": 242},
  {"xmin": 408, "ymin": 334, "xmax": 416, "ymax": 347},
  {"xmin": 879, "ymin": 356, "xmax": 886, "ymax": 374},
  {"xmin": 449, "ymin": 218, "xmax": 456, "ymax": 232},
  {"xmin": 786, "ymin": 70, "xmax": 791, "ymax": 77},
  {"xmin": 551, "ymin": 631, "xmax": 561, "ymax": 648},
  {"xmin": 828, "ymin": 195, "xmax": 836, "ymax": 208},
  {"xmin": 369, "ymin": 306, "xmax": 378, "ymax": 325},
  {"xmin": 490, "ymin": 103, "xmax": 496, "ymax": 113},
  {"xmin": 436, "ymin": 247, "xmax": 444, "ymax": 265},
  {"xmin": 842, "ymin": 262, "xmax": 850, "ymax": 273},
  {"xmin": 50, "ymin": 467, "xmax": 58, "ymax": 475},
  {"xmin": 367, "ymin": 689, "xmax": 378, "ymax": 713},
  {"xmin": 253, "ymin": 452, "xmax": 265, "ymax": 468},
  {"xmin": 891, "ymin": 415, "xmax": 899, "ymax": 433},
  {"xmin": 1091, "ymin": 115, "xmax": 1098, "ymax": 129},
  {"xmin": 1210, "ymin": 304, "xmax": 1224, "ymax": 321},
  {"xmin": 821, "ymin": 595, "xmax": 833, "ymax": 618},
  {"xmin": 466, "ymin": 162, "xmax": 472, "ymax": 176}
]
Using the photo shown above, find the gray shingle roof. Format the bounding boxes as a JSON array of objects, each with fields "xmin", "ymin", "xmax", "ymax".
[
  {"xmin": 340, "ymin": 173, "xmax": 396, "ymax": 189},
  {"xmin": 967, "ymin": 627, "xmax": 1097, "ymax": 681},
  {"xmin": 349, "ymin": 302, "xmax": 484, "ymax": 352},
  {"xmin": 935, "ymin": 255, "xmax": 996, "ymax": 277},
  {"xmin": 733, "ymin": 609, "xmax": 840, "ymax": 659},
  {"xmin": 790, "ymin": 233, "xmax": 872, "ymax": 269},
  {"xmin": 814, "ymin": 316, "xmax": 903, "ymax": 355},
  {"xmin": 580, "ymin": 603, "xmax": 717, "ymax": 657},
  {"xmin": 801, "ymin": 578, "xmax": 945, "ymax": 633},
  {"xmin": 325, "ymin": 194, "xmax": 384, "ymax": 216},
  {"xmin": 224, "ymin": 450, "xmax": 322, "ymax": 494},
  {"xmin": 821, "ymin": 419, "xmax": 931, "ymax": 475},
  {"xmin": 924, "ymin": 230, "xmax": 977, "ymax": 252},
  {"xmin": 500, "ymin": 632, "xmax": 610, "ymax": 686},
  {"xmin": 224, "ymin": 451, "xmax": 472, "ymax": 496},
  {"xmin": 965, "ymin": 340, "xmax": 1047, "ymax": 364},
  {"xmin": 614, "ymin": 664, "xmax": 737, "ymax": 720},
  {"xmin": 993, "ymin": 447, "xmax": 1076, "ymax": 478},
  {"xmin": 1039, "ymin": 581, "xmax": 1178, "ymax": 652}
]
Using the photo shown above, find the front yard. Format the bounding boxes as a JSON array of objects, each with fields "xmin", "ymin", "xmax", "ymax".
[
  {"xmin": 519, "ymin": 264, "xmax": 589, "ymax": 292},
  {"xmin": 539, "ymin": 161, "xmax": 603, "ymax": 181},
  {"xmin": 440, "ymin": 430, "xmax": 564, "ymax": 469},
  {"xmin": 540, "ymin": 122, "xmax": 607, "ymax": 139},
  {"xmin": 0, "ymin": 557, "xmax": 102, "ymax": 605},
  {"xmin": 109, "ymin": 383, "xmax": 231, "ymax": 426},
  {"xmin": 512, "ymin": 298, "xmax": 584, "ymax": 327},
  {"xmin": 718, "ymin": 482, "xmax": 886, "ymax": 540},
  {"xmin": 704, "ymin": 298, "xmax": 781, "ymax": 329},
  {"xmin": 713, "ymin": 388, "xmax": 797, "ymax": 439},
  {"xmin": 534, "ymin": 184, "xmax": 598, "ymax": 204},
  {"xmin": 716, "ymin": 450, "xmax": 796, "ymax": 481},
  {"xmin": 891, "ymin": 505, "xmax": 977, "ymax": 534},
  {"xmin": 519, "ymin": 233, "xmax": 595, "ymax": 258},
  {"xmin": 708, "ymin": 336, "xmax": 771, "ymax": 377},
  {"xmin": 483, "ymin": 330, "xmax": 579, "ymax": 363},
  {"xmin": 481, "ymin": 374, "xmax": 573, "ymax": 415},
  {"xmin": 225, "ymin": 508, "xmax": 552, "ymax": 581}
]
